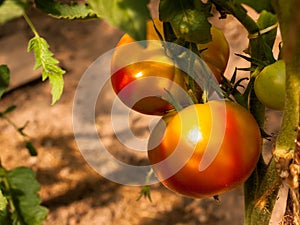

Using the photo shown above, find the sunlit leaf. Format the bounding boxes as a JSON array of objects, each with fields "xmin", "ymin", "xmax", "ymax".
[
  {"xmin": 88, "ymin": 0, "xmax": 151, "ymax": 41},
  {"xmin": 159, "ymin": 0, "xmax": 212, "ymax": 44},
  {"xmin": 0, "ymin": 189, "xmax": 7, "ymax": 211},
  {"xmin": 0, "ymin": 0, "xmax": 29, "ymax": 24},
  {"xmin": 35, "ymin": 0, "xmax": 99, "ymax": 19},
  {"xmin": 28, "ymin": 36, "xmax": 65, "ymax": 104}
]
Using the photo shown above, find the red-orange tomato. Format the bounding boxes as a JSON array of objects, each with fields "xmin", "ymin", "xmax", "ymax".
[
  {"xmin": 111, "ymin": 19, "xmax": 192, "ymax": 115},
  {"xmin": 148, "ymin": 100, "xmax": 261, "ymax": 198},
  {"xmin": 111, "ymin": 61, "xmax": 191, "ymax": 115},
  {"xmin": 111, "ymin": 19, "xmax": 229, "ymax": 115}
]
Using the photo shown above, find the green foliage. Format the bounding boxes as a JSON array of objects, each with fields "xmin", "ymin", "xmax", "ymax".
[
  {"xmin": 25, "ymin": 141, "xmax": 37, "ymax": 156},
  {"xmin": 28, "ymin": 36, "xmax": 65, "ymax": 105},
  {"xmin": 35, "ymin": 0, "xmax": 99, "ymax": 20},
  {"xmin": 0, "ymin": 166, "xmax": 48, "ymax": 225},
  {"xmin": 88, "ymin": 0, "xmax": 151, "ymax": 41},
  {"xmin": 0, "ymin": 65, "xmax": 10, "ymax": 99},
  {"xmin": 0, "ymin": 189, "xmax": 7, "ymax": 210},
  {"xmin": 159, "ymin": 0, "xmax": 212, "ymax": 44},
  {"xmin": 256, "ymin": 10, "xmax": 278, "ymax": 63},
  {"xmin": 0, "ymin": 105, "xmax": 16, "ymax": 117},
  {"xmin": 0, "ymin": 0, "xmax": 29, "ymax": 24}
]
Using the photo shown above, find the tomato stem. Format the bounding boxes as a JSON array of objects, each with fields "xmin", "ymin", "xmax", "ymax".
[
  {"xmin": 272, "ymin": 0, "xmax": 300, "ymax": 222},
  {"xmin": 23, "ymin": 13, "xmax": 40, "ymax": 38},
  {"xmin": 209, "ymin": 1, "xmax": 286, "ymax": 224},
  {"xmin": 273, "ymin": 0, "xmax": 300, "ymax": 162}
]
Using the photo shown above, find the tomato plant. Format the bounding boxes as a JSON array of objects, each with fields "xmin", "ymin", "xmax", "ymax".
[
  {"xmin": 254, "ymin": 60, "xmax": 286, "ymax": 110},
  {"xmin": 110, "ymin": 19, "xmax": 229, "ymax": 115},
  {"xmin": 148, "ymin": 100, "xmax": 261, "ymax": 198},
  {"xmin": 1, "ymin": 0, "xmax": 300, "ymax": 225}
]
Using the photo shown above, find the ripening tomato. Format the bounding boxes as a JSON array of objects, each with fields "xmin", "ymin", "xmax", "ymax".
[
  {"xmin": 198, "ymin": 26, "xmax": 230, "ymax": 82},
  {"xmin": 254, "ymin": 60, "xmax": 286, "ymax": 110},
  {"xmin": 111, "ymin": 19, "xmax": 194, "ymax": 115},
  {"xmin": 111, "ymin": 61, "xmax": 192, "ymax": 115},
  {"xmin": 111, "ymin": 19, "xmax": 229, "ymax": 115},
  {"xmin": 148, "ymin": 100, "xmax": 261, "ymax": 198}
]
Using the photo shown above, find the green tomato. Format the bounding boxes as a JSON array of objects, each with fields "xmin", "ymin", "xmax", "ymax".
[{"xmin": 254, "ymin": 60, "xmax": 286, "ymax": 110}]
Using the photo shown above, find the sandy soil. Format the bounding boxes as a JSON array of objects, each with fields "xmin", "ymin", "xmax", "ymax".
[{"xmin": 0, "ymin": 6, "xmax": 282, "ymax": 225}]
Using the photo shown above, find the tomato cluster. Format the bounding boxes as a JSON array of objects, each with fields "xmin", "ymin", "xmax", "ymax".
[{"xmin": 110, "ymin": 19, "xmax": 262, "ymax": 199}]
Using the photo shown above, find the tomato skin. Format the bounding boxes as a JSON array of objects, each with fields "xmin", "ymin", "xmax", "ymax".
[
  {"xmin": 111, "ymin": 61, "xmax": 190, "ymax": 115},
  {"xmin": 254, "ymin": 60, "xmax": 286, "ymax": 110},
  {"xmin": 111, "ymin": 19, "xmax": 229, "ymax": 115},
  {"xmin": 148, "ymin": 101, "xmax": 261, "ymax": 198},
  {"xmin": 111, "ymin": 19, "xmax": 192, "ymax": 115}
]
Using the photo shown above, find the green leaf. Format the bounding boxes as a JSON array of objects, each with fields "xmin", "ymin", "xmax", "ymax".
[
  {"xmin": 0, "ymin": 65, "xmax": 10, "ymax": 99},
  {"xmin": 88, "ymin": 0, "xmax": 151, "ymax": 41},
  {"xmin": 0, "ymin": 207, "xmax": 11, "ymax": 225},
  {"xmin": 27, "ymin": 36, "xmax": 65, "ymax": 105},
  {"xmin": 137, "ymin": 185, "xmax": 152, "ymax": 202},
  {"xmin": 256, "ymin": 10, "xmax": 277, "ymax": 64},
  {"xmin": 6, "ymin": 167, "xmax": 48, "ymax": 225},
  {"xmin": 257, "ymin": 11, "xmax": 277, "ymax": 47},
  {"xmin": 159, "ymin": 0, "xmax": 212, "ymax": 44},
  {"xmin": 25, "ymin": 142, "xmax": 37, "ymax": 156},
  {"xmin": 2, "ymin": 105, "xmax": 17, "ymax": 115},
  {"xmin": 34, "ymin": 0, "xmax": 99, "ymax": 20},
  {"xmin": 0, "ymin": 189, "xmax": 7, "ymax": 211},
  {"xmin": 234, "ymin": 0, "xmax": 274, "ymax": 13},
  {"xmin": 0, "ymin": 0, "xmax": 29, "ymax": 24},
  {"xmin": 0, "ymin": 105, "xmax": 17, "ymax": 118}
]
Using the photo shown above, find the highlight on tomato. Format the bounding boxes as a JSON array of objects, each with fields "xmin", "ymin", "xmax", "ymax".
[
  {"xmin": 254, "ymin": 60, "xmax": 286, "ymax": 110},
  {"xmin": 147, "ymin": 100, "xmax": 261, "ymax": 198},
  {"xmin": 110, "ymin": 19, "xmax": 229, "ymax": 115}
]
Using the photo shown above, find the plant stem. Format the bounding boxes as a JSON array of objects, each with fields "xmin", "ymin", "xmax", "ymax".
[
  {"xmin": 210, "ymin": 1, "xmax": 284, "ymax": 224},
  {"xmin": 272, "ymin": 0, "xmax": 300, "ymax": 222},
  {"xmin": 0, "ymin": 168, "xmax": 16, "ymax": 213},
  {"xmin": 272, "ymin": 0, "xmax": 300, "ymax": 162},
  {"xmin": 23, "ymin": 13, "xmax": 39, "ymax": 37}
]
